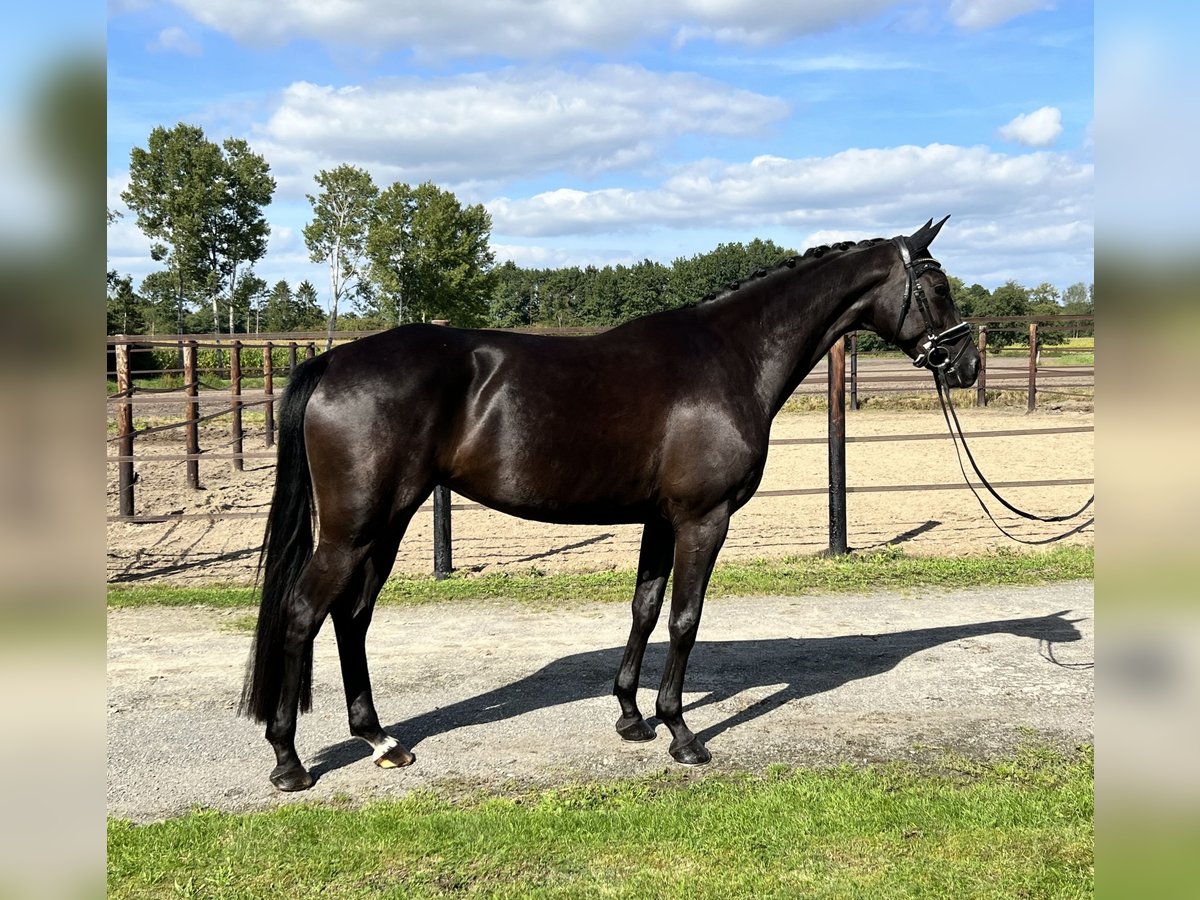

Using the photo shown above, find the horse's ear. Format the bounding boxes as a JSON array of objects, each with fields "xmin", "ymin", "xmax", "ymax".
[{"xmin": 910, "ymin": 215, "xmax": 950, "ymax": 254}]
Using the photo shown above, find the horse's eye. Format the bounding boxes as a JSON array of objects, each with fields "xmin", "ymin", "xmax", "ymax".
[{"xmin": 934, "ymin": 284, "xmax": 948, "ymax": 297}]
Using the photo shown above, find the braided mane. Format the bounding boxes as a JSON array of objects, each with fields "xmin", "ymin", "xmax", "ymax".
[{"xmin": 698, "ymin": 237, "xmax": 889, "ymax": 306}]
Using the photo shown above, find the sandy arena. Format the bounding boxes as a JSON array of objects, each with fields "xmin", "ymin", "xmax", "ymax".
[{"xmin": 107, "ymin": 405, "xmax": 1093, "ymax": 585}]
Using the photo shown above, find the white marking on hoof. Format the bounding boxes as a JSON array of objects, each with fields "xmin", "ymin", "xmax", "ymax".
[{"xmin": 370, "ymin": 735, "xmax": 399, "ymax": 762}]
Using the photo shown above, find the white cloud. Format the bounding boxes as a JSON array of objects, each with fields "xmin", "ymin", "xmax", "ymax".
[
  {"xmin": 718, "ymin": 52, "xmax": 922, "ymax": 73},
  {"xmin": 492, "ymin": 242, "xmax": 641, "ymax": 270},
  {"xmin": 948, "ymin": 0, "xmax": 1054, "ymax": 30},
  {"xmin": 106, "ymin": 172, "xmax": 130, "ymax": 212},
  {"xmin": 106, "ymin": 173, "xmax": 147, "ymax": 268},
  {"xmin": 148, "ymin": 26, "xmax": 201, "ymax": 56},
  {"xmin": 483, "ymin": 143, "xmax": 1092, "ymax": 286},
  {"xmin": 108, "ymin": 0, "xmax": 154, "ymax": 12},
  {"xmin": 256, "ymin": 67, "xmax": 787, "ymax": 187},
  {"xmin": 997, "ymin": 106, "xmax": 1063, "ymax": 147},
  {"xmin": 488, "ymin": 144, "xmax": 1092, "ymax": 239},
  {"xmin": 668, "ymin": 1, "xmax": 897, "ymax": 47},
  {"xmin": 164, "ymin": 0, "xmax": 908, "ymax": 56}
]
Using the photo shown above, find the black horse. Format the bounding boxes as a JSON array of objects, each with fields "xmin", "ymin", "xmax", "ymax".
[{"xmin": 241, "ymin": 217, "xmax": 980, "ymax": 791}]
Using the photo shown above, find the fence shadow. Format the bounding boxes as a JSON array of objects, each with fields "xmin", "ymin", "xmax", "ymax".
[
  {"xmin": 308, "ymin": 610, "xmax": 1086, "ymax": 780},
  {"xmin": 511, "ymin": 533, "xmax": 616, "ymax": 565},
  {"xmin": 861, "ymin": 519, "xmax": 942, "ymax": 550},
  {"xmin": 108, "ymin": 546, "xmax": 261, "ymax": 582}
]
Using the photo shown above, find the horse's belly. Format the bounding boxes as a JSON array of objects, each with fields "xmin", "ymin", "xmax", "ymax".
[{"xmin": 447, "ymin": 453, "xmax": 657, "ymax": 526}]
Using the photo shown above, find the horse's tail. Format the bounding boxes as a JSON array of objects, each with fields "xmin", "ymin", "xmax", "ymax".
[{"xmin": 238, "ymin": 352, "xmax": 332, "ymax": 723}]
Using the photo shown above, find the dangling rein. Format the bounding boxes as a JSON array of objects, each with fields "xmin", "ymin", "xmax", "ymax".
[{"xmin": 932, "ymin": 367, "xmax": 1094, "ymax": 545}]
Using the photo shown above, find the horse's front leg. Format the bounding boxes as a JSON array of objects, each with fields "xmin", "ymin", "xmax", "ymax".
[
  {"xmin": 613, "ymin": 517, "xmax": 675, "ymax": 742},
  {"xmin": 656, "ymin": 509, "xmax": 730, "ymax": 765}
]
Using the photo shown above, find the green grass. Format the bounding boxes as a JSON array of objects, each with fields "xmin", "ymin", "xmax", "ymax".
[
  {"xmin": 107, "ymin": 545, "xmax": 1093, "ymax": 612},
  {"xmin": 106, "ymin": 374, "xmax": 293, "ymax": 394},
  {"xmin": 1038, "ymin": 352, "xmax": 1095, "ymax": 366},
  {"xmin": 107, "ymin": 744, "xmax": 1093, "ymax": 899}
]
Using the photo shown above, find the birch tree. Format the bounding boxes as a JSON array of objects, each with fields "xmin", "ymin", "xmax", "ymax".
[{"xmin": 303, "ymin": 165, "xmax": 378, "ymax": 348}]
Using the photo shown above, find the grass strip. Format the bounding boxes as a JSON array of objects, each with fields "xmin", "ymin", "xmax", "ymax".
[
  {"xmin": 108, "ymin": 744, "xmax": 1093, "ymax": 899},
  {"xmin": 107, "ymin": 545, "xmax": 1092, "ymax": 610}
]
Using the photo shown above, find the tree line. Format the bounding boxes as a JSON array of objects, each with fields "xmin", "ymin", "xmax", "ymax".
[{"xmin": 109, "ymin": 123, "xmax": 1093, "ymax": 347}]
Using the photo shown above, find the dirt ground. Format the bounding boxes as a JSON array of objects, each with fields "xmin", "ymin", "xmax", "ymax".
[
  {"xmin": 107, "ymin": 404, "xmax": 1093, "ymax": 585},
  {"xmin": 106, "ymin": 581, "xmax": 1094, "ymax": 822}
]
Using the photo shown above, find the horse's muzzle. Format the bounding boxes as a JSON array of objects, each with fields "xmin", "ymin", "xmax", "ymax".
[{"xmin": 941, "ymin": 349, "xmax": 980, "ymax": 389}]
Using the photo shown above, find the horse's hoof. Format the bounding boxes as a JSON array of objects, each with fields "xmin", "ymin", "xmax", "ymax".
[
  {"xmin": 669, "ymin": 737, "xmax": 711, "ymax": 766},
  {"xmin": 374, "ymin": 743, "xmax": 416, "ymax": 769},
  {"xmin": 616, "ymin": 715, "xmax": 656, "ymax": 743},
  {"xmin": 269, "ymin": 764, "xmax": 314, "ymax": 792}
]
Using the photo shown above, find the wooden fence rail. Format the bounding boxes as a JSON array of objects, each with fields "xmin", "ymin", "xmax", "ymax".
[{"xmin": 106, "ymin": 316, "xmax": 1094, "ymax": 575}]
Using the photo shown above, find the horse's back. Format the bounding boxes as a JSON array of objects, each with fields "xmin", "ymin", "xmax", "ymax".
[{"xmin": 307, "ymin": 319, "xmax": 763, "ymax": 524}]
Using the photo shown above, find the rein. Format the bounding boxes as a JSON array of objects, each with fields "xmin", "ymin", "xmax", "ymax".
[
  {"xmin": 890, "ymin": 237, "xmax": 1095, "ymax": 544},
  {"xmin": 931, "ymin": 373, "xmax": 1095, "ymax": 544}
]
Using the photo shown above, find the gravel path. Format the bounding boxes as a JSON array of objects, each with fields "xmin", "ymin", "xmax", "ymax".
[{"xmin": 107, "ymin": 581, "xmax": 1093, "ymax": 823}]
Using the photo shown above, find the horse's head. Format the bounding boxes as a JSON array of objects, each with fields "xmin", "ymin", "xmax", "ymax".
[
  {"xmin": 867, "ymin": 216, "xmax": 980, "ymax": 389},
  {"xmin": 1002, "ymin": 610, "xmax": 1086, "ymax": 645}
]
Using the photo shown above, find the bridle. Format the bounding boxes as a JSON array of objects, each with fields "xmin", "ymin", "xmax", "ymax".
[
  {"xmin": 889, "ymin": 235, "xmax": 1094, "ymax": 544},
  {"xmin": 891, "ymin": 236, "xmax": 972, "ymax": 371}
]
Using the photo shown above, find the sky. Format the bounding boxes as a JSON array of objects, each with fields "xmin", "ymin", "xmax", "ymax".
[{"xmin": 106, "ymin": 1, "xmax": 1094, "ymax": 301}]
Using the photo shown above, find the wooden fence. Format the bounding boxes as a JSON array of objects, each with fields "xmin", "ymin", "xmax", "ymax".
[{"xmin": 106, "ymin": 317, "xmax": 1094, "ymax": 574}]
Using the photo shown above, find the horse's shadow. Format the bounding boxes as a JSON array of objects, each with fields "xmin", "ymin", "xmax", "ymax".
[{"xmin": 309, "ymin": 610, "xmax": 1087, "ymax": 779}]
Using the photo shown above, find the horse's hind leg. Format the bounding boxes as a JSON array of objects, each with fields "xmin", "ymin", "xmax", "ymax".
[
  {"xmin": 613, "ymin": 517, "xmax": 674, "ymax": 741},
  {"xmin": 330, "ymin": 513, "xmax": 420, "ymax": 770},
  {"xmin": 266, "ymin": 539, "xmax": 372, "ymax": 791}
]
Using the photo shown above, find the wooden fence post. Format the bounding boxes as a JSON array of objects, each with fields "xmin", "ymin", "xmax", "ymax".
[
  {"xmin": 263, "ymin": 341, "xmax": 275, "ymax": 448},
  {"xmin": 231, "ymin": 340, "xmax": 243, "ymax": 471},
  {"xmin": 827, "ymin": 339, "xmax": 848, "ymax": 556},
  {"xmin": 288, "ymin": 341, "xmax": 298, "ymax": 374},
  {"xmin": 115, "ymin": 339, "xmax": 135, "ymax": 517},
  {"xmin": 305, "ymin": 342, "xmax": 315, "ymax": 360},
  {"xmin": 976, "ymin": 326, "xmax": 988, "ymax": 407},
  {"xmin": 184, "ymin": 340, "xmax": 200, "ymax": 489},
  {"xmin": 431, "ymin": 320, "xmax": 454, "ymax": 578},
  {"xmin": 1027, "ymin": 322, "xmax": 1038, "ymax": 413},
  {"xmin": 849, "ymin": 332, "xmax": 859, "ymax": 411}
]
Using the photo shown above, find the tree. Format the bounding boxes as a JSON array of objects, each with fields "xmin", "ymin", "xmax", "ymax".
[
  {"xmin": 204, "ymin": 138, "xmax": 275, "ymax": 336},
  {"xmin": 123, "ymin": 124, "xmax": 275, "ymax": 350},
  {"xmin": 122, "ymin": 124, "xmax": 223, "ymax": 342},
  {"xmin": 233, "ymin": 273, "xmax": 268, "ymax": 334},
  {"xmin": 945, "ymin": 276, "xmax": 990, "ymax": 318},
  {"xmin": 304, "ymin": 165, "xmax": 379, "ymax": 347},
  {"xmin": 367, "ymin": 181, "xmax": 496, "ymax": 327},
  {"xmin": 666, "ymin": 239, "xmax": 793, "ymax": 309},
  {"xmin": 106, "ymin": 272, "xmax": 146, "ymax": 336},
  {"xmin": 1061, "ymin": 282, "xmax": 1094, "ymax": 337},
  {"xmin": 489, "ymin": 261, "xmax": 535, "ymax": 327},
  {"xmin": 294, "ymin": 280, "xmax": 325, "ymax": 330},
  {"xmin": 534, "ymin": 266, "xmax": 585, "ymax": 326},
  {"xmin": 616, "ymin": 260, "xmax": 671, "ymax": 321},
  {"xmin": 264, "ymin": 280, "xmax": 292, "ymax": 333},
  {"xmin": 138, "ymin": 270, "xmax": 199, "ymax": 335},
  {"xmin": 1029, "ymin": 282, "xmax": 1061, "ymax": 310},
  {"xmin": 973, "ymin": 280, "xmax": 1031, "ymax": 349}
]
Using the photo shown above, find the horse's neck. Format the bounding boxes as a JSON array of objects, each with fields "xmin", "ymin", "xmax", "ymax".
[{"xmin": 707, "ymin": 248, "xmax": 886, "ymax": 417}]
